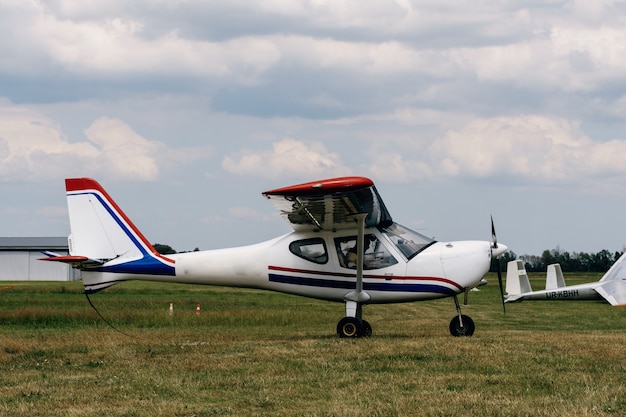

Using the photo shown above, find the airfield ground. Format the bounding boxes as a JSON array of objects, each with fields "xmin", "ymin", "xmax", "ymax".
[{"xmin": 0, "ymin": 273, "xmax": 624, "ymax": 416}]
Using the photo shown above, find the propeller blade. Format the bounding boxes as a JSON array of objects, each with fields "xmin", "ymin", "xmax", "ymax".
[
  {"xmin": 496, "ymin": 256, "xmax": 506, "ymax": 315},
  {"xmin": 464, "ymin": 287, "xmax": 469, "ymax": 305},
  {"xmin": 491, "ymin": 216, "xmax": 506, "ymax": 315},
  {"xmin": 491, "ymin": 215, "xmax": 498, "ymax": 249}
]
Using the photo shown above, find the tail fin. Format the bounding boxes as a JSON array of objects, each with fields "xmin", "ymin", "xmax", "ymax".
[
  {"xmin": 545, "ymin": 263, "xmax": 565, "ymax": 290},
  {"xmin": 64, "ymin": 178, "xmax": 175, "ymax": 292},
  {"xmin": 599, "ymin": 251, "xmax": 626, "ymax": 283},
  {"xmin": 505, "ymin": 260, "xmax": 532, "ymax": 299}
]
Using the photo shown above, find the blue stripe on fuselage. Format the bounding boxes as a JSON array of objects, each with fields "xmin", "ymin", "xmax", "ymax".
[
  {"xmin": 268, "ymin": 274, "xmax": 456, "ymax": 295},
  {"xmin": 97, "ymin": 257, "xmax": 175, "ymax": 275}
]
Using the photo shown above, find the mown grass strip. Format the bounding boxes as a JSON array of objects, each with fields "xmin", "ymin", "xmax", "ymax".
[{"xmin": 0, "ymin": 275, "xmax": 625, "ymax": 416}]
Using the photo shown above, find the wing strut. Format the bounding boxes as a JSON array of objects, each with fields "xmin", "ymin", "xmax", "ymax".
[
  {"xmin": 337, "ymin": 213, "xmax": 373, "ymax": 337},
  {"xmin": 354, "ymin": 213, "xmax": 366, "ymax": 297},
  {"xmin": 294, "ymin": 197, "xmax": 323, "ymax": 230},
  {"xmin": 344, "ymin": 213, "xmax": 371, "ymax": 317}
]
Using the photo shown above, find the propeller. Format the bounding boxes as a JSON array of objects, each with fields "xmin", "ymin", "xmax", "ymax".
[{"xmin": 491, "ymin": 216, "xmax": 506, "ymax": 315}]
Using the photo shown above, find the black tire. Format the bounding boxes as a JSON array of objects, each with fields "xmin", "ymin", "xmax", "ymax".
[
  {"xmin": 361, "ymin": 320, "xmax": 372, "ymax": 337},
  {"xmin": 337, "ymin": 317, "xmax": 363, "ymax": 338},
  {"xmin": 449, "ymin": 314, "xmax": 475, "ymax": 337}
]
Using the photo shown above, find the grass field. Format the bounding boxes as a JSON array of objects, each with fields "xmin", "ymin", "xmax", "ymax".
[{"xmin": 1, "ymin": 273, "xmax": 625, "ymax": 416}]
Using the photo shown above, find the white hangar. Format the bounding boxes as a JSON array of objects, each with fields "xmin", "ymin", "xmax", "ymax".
[{"xmin": 0, "ymin": 237, "xmax": 79, "ymax": 281}]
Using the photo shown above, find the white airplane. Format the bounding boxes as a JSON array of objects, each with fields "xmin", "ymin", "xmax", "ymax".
[
  {"xmin": 41, "ymin": 176, "xmax": 507, "ymax": 337},
  {"xmin": 505, "ymin": 254, "xmax": 626, "ymax": 305}
]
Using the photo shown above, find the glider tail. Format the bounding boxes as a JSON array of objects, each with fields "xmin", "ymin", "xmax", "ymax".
[
  {"xmin": 504, "ymin": 260, "xmax": 532, "ymax": 302},
  {"xmin": 57, "ymin": 178, "xmax": 175, "ymax": 293},
  {"xmin": 545, "ymin": 263, "xmax": 566, "ymax": 290}
]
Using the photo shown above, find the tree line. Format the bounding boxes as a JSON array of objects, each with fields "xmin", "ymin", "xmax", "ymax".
[
  {"xmin": 153, "ymin": 243, "xmax": 199, "ymax": 255},
  {"xmin": 493, "ymin": 247, "xmax": 624, "ymax": 273}
]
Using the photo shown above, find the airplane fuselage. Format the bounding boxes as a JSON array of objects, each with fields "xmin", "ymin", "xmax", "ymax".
[
  {"xmin": 82, "ymin": 227, "xmax": 495, "ymax": 304},
  {"xmin": 506, "ymin": 283, "xmax": 603, "ymax": 302},
  {"xmin": 57, "ymin": 176, "xmax": 507, "ymax": 337}
]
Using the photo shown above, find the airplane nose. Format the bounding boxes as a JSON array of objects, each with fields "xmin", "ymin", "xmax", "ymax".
[{"xmin": 492, "ymin": 243, "xmax": 508, "ymax": 258}]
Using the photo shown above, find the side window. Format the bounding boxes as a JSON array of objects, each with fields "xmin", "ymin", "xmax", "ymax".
[
  {"xmin": 289, "ymin": 238, "xmax": 328, "ymax": 264},
  {"xmin": 335, "ymin": 235, "xmax": 398, "ymax": 270}
]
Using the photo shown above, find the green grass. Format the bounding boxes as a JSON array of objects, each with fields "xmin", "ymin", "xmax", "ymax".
[{"xmin": 1, "ymin": 274, "xmax": 625, "ymax": 416}]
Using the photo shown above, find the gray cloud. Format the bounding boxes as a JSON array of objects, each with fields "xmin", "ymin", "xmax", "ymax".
[{"xmin": 3, "ymin": 0, "xmax": 626, "ymax": 254}]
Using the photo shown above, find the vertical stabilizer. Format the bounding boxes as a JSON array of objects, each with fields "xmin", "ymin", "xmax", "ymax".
[
  {"xmin": 64, "ymin": 178, "xmax": 175, "ymax": 292},
  {"xmin": 599, "ymin": 252, "xmax": 626, "ymax": 283},
  {"xmin": 545, "ymin": 263, "xmax": 565, "ymax": 290},
  {"xmin": 66, "ymin": 178, "xmax": 146, "ymax": 260},
  {"xmin": 505, "ymin": 260, "xmax": 532, "ymax": 295}
]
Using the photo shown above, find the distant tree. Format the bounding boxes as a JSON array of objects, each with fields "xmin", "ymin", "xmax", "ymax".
[
  {"xmin": 517, "ymin": 248, "xmax": 624, "ymax": 273},
  {"xmin": 153, "ymin": 243, "xmax": 176, "ymax": 255},
  {"xmin": 591, "ymin": 249, "xmax": 613, "ymax": 272},
  {"xmin": 490, "ymin": 250, "xmax": 517, "ymax": 272},
  {"xmin": 540, "ymin": 249, "xmax": 555, "ymax": 271}
]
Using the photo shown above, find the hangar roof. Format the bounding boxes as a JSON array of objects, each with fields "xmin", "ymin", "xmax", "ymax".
[{"xmin": 0, "ymin": 237, "xmax": 68, "ymax": 250}]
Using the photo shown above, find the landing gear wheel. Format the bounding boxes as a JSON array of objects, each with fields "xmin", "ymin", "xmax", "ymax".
[
  {"xmin": 337, "ymin": 317, "xmax": 363, "ymax": 338},
  {"xmin": 362, "ymin": 320, "xmax": 372, "ymax": 337},
  {"xmin": 449, "ymin": 314, "xmax": 475, "ymax": 337}
]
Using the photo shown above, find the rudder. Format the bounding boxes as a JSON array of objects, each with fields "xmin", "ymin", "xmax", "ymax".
[
  {"xmin": 505, "ymin": 260, "xmax": 532, "ymax": 295},
  {"xmin": 545, "ymin": 263, "xmax": 565, "ymax": 290},
  {"xmin": 65, "ymin": 178, "xmax": 175, "ymax": 292}
]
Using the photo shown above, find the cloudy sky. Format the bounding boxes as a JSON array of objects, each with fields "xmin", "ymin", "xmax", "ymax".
[{"xmin": 2, "ymin": 0, "xmax": 626, "ymax": 257}]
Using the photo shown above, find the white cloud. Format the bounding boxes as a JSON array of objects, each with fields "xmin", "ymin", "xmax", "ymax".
[
  {"xmin": 0, "ymin": 105, "xmax": 97, "ymax": 181},
  {"xmin": 367, "ymin": 115, "xmax": 626, "ymax": 187},
  {"xmin": 0, "ymin": 103, "xmax": 207, "ymax": 181},
  {"xmin": 2, "ymin": 0, "xmax": 624, "ymax": 100},
  {"xmin": 222, "ymin": 138, "xmax": 351, "ymax": 179},
  {"xmin": 0, "ymin": 2, "xmax": 280, "ymax": 81},
  {"xmin": 83, "ymin": 117, "xmax": 162, "ymax": 180}
]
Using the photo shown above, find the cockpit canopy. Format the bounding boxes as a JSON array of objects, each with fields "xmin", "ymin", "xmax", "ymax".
[
  {"xmin": 288, "ymin": 222, "xmax": 435, "ymax": 268},
  {"xmin": 381, "ymin": 222, "xmax": 435, "ymax": 260}
]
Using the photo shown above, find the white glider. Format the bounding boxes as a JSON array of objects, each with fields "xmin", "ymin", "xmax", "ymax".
[{"xmin": 505, "ymin": 253, "xmax": 626, "ymax": 306}]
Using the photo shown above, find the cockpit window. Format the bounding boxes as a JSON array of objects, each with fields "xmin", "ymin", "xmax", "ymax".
[
  {"xmin": 289, "ymin": 238, "xmax": 328, "ymax": 264},
  {"xmin": 382, "ymin": 223, "xmax": 435, "ymax": 260},
  {"xmin": 335, "ymin": 235, "xmax": 398, "ymax": 270}
]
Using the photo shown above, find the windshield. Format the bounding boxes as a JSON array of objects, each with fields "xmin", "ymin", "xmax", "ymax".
[{"xmin": 382, "ymin": 222, "xmax": 436, "ymax": 260}]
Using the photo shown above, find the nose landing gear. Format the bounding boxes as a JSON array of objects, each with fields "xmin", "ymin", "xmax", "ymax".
[{"xmin": 450, "ymin": 294, "xmax": 475, "ymax": 337}]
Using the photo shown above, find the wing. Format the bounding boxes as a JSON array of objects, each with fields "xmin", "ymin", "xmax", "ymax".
[
  {"xmin": 595, "ymin": 281, "xmax": 626, "ymax": 306},
  {"xmin": 262, "ymin": 177, "xmax": 393, "ymax": 232}
]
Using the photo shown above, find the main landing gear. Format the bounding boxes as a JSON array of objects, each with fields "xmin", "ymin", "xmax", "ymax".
[
  {"xmin": 336, "ymin": 295, "xmax": 476, "ymax": 338},
  {"xmin": 337, "ymin": 316, "xmax": 372, "ymax": 338},
  {"xmin": 337, "ymin": 300, "xmax": 372, "ymax": 338},
  {"xmin": 449, "ymin": 294, "xmax": 475, "ymax": 337},
  {"xmin": 337, "ymin": 295, "xmax": 476, "ymax": 338}
]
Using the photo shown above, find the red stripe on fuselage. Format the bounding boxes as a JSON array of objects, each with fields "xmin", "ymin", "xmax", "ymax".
[{"xmin": 268, "ymin": 265, "xmax": 463, "ymax": 290}]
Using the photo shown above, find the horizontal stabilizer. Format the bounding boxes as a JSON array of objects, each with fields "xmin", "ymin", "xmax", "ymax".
[{"xmin": 38, "ymin": 251, "xmax": 105, "ymax": 268}]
